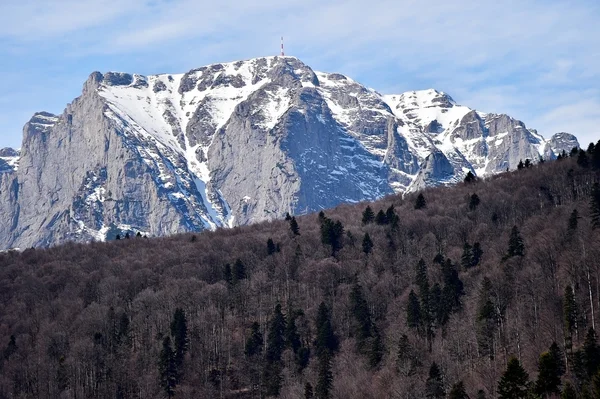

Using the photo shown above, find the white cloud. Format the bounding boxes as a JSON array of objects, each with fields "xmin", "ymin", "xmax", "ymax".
[{"xmin": 0, "ymin": 0, "xmax": 599, "ymax": 144}]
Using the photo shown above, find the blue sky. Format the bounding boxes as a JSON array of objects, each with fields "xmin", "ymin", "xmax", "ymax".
[{"xmin": 1, "ymin": 0, "xmax": 599, "ymax": 148}]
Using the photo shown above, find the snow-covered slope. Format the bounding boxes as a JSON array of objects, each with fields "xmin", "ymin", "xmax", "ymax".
[{"xmin": 0, "ymin": 56, "xmax": 579, "ymax": 248}]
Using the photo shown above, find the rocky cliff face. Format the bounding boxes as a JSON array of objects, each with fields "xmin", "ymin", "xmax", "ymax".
[{"xmin": 0, "ymin": 56, "xmax": 579, "ymax": 249}]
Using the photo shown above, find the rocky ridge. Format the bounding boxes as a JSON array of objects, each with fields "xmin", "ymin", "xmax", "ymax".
[{"xmin": 0, "ymin": 56, "xmax": 578, "ymax": 248}]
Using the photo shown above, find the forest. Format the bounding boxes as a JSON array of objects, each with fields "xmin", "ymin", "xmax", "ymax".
[{"xmin": 2, "ymin": 145, "xmax": 600, "ymax": 399}]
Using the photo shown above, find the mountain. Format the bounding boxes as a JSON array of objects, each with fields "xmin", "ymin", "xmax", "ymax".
[{"xmin": 0, "ymin": 56, "xmax": 578, "ymax": 249}]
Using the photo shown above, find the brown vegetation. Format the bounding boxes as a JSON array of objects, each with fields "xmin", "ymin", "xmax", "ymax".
[{"xmin": 1, "ymin": 153, "xmax": 600, "ymax": 398}]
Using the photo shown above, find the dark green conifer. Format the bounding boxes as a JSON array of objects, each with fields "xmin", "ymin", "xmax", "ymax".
[
  {"xmin": 159, "ymin": 336, "xmax": 177, "ymax": 398},
  {"xmin": 472, "ymin": 242, "xmax": 483, "ymax": 267},
  {"xmin": 170, "ymin": 308, "xmax": 188, "ymax": 372},
  {"xmin": 536, "ymin": 342, "xmax": 565, "ymax": 397},
  {"xmin": 233, "ymin": 258, "xmax": 246, "ymax": 283},
  {"xmin": 464, "ymin": 171, "xmax": 476, "ymax": 183},
  {"xmin": 406, "ymin": 290, "xmax": 422, "ymax": 330},
  {"xmin": 223, "ymin": 263, "xmax": 233, "ymax": 285},
  {"xmin": 267, "ymin": 238, "xmax": 277, "ymax": 255},
  {"xmin": 583, "ymin": 328, "xmax": 600, "ymax": 378},
  {"xmin": 498, "ymin": 357, "xmax": 530, "ymax": 399},
  {"xmin": 245, "ymin": 322, "xmax": 263, "ymax": 357},
  {"xmin": 362, "ymin": 206, "xmax": 375, "ymax": 225},
  {"xmin": 590, "ymin": 183, "xmax": 600, "ymax": 229},
  {"xmin": 3, "ymin": 335, "xmax": 16, "ymax": 361},
  {"xmin": 426, "ymin": 362, "xmax": 445, "ymax": 398},
  {"xmin": 385, "ymin": 205, "xmax": 399, "ymax": 227},
  {"xmin": 375, "ymin": 210, "xmax": 387, "ymax": 225},
  {"xmin": 561, "ymin": 382, "xmax": 576, "ymax": 399},
  {"xmin": 568, "ymin": 209, "xmax": 579, "ymax": 231},
  {"xmin": 448, "ymin": 381, "xmax": 469, "ymax": 399},
  {"xmin": 469, "ymin": 193, "xmax": 481, "ymax": 211},
  {"xmin": 304, "ymin": 382, "xmax": 314, "ymax": 399},
  {"xmin": 263, "ymin": 304, "xmax": 286, "ymax": 396},
  {"xmin": 578, "ymin": 149, "xmax": 590, "ymax": 167},
  {"xmin": 563, "ymin": 285, "xmax": 578, "ymax": 339},
  {"xmin": 461, "ymin": 243, "xmax": 474, "ymax": 269},
  {"xmin": 369, "ymin": 324, "xmax": 384, "ymax": 369},
  {"xmin": 349, "ymin": 283, "xmax": 372, "ymax": 353},
  {"xmin": 362, "ymin": 233, "xmax": 374, "ymax": 255},
  {"xmin": 507, "ymin": 225, "xmax": 525, "ymax": 257},
  {"xmin": 290, "ymin": 216, "xmax": 300, "ymax": 236},
  {"xmin": 415, "ymin": 193, "xmax": 427, "ymax": 210}
]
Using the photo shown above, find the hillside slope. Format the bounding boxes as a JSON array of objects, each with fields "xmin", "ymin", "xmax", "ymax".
[
  {"xmin": 0, "ymin": 56, "xmax": 578, "ymax": 249},
  {"xmin": 1, "ymin": 150, "xmax": 600, "ymax": 398}
]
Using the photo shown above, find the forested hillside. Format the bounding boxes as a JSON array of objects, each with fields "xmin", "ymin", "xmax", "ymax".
[{"xmin": 2, "ymin": 146, "xmax": 600, "ymax": 399}]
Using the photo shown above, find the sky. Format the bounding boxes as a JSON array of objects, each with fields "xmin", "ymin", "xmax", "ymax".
[{"xmin": 0, "ymin": 0, "xmax": 599, "ymax": 149}]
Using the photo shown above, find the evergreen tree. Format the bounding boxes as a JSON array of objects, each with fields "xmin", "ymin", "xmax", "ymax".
[
  {"xmin": 362, "ymin": 233, "xmax": 374, "ymax": 255},
  {"xmin": 396, "ymin": 334, "xmax": 417, "ymax": 376},
  {"xmin": 592, "ymin": 370, "xmax": 600, "ymax": 399},
  {"xmin": 461, "ymin": 243, "xmax": 474, "ymax": 269},
  {"xmin": 415, "ymin": 259, "xmax": 430, "ymax": 303},
  {"xmin": 536, "ymin": 342, "xmax": 565, "ymax": 397},
  {"xmin": 290, "ymin": 216, "xmax": 300, "ymax": 236},
  {"xmin": 349, "ymin": 283, "xmax": 373, "ymax": 353},
  {"xmin": 469, "ymin": 193, "xmax": 481, "ymax": 211},
  {"xmin": 263, "ymin": 304, "xmax": 287, "ymax": 396},
  {"xmin": 369, "ymin": 324, "xmax": 384, "ymax": 369},
  {"xmin": 406, "ymin": 290, "xmax": 422, "ymax": 330},
  {"xmin": 266, "ymin": 304, "xmax": 286, "ymax": 363},
  {"xmin": 285, "ymin": 212, "xmax": 292, "ymax": 221},
  {"xmin": 442, "ymin": 259, "xmax": 464, "ymax": 313},
  {"xmin": 561, "ymin": 382, "xmax": 577, "ymax": 399},
  {"xmin": 524, "ymin": 159, "xmax": 532, "ymax": 168},
  {"xmin": 568, "ymin": 209, "xmax": 579, "ymax": 231},
  {"xmin": 245, "ymin": 322, "xmax": 263, "ymax": 357},
  {"xmin": 464, "ymin": 171, "xmax": 476, "ymax": 183},
  {"xmin": 429, "ymin": 283, "xmax": 444, "ymax": 326},
  {"xmin": 472, "ymin": 242, "xmax": 483, "ymax": 267},
  {"xmin": 315, "ymin": 302, "xmax": 338, "ymax": 357},
  {"xmin": 477, "ymin": 277, "xmax": 497, "ymax": 360},
  {"xmin": 315, "ymin": 353, "xmax": 333, "ymax": 399},
  {"xmin": 583, "ymin": 328, "xmax": 600, "ymax": 378},
  {"xmin": 507, "ymin": 225, "xmax": 525, "ymax": 257},
  {"xmin": 518, "ymin": 160, "xmax": 525, "ymax": 170},
  {"xmin": 590, "ymin": 183, "xmax": 600, "ymax": 229},
  {"xmin": 563, "ymin": 285, "xmax": 578, "ymax": 339},
  {"xmin": 375, "ymin": 210, "xmax": 388, "ymax": 225},
  {"xmin": 448, "ymin": 381, "xmax": 469, "ymax": 399},
  {"xmin": 315, "ymin": 302, "xmax": 337, "ymax": 399},
  {"xmin": 578, "ymin": 149, "xmax": 590, "ymax": 167},
  {"xmin": 415, "ymin": 193, "xmax": 427, "ymax": 210},
  {"xmin": 3, "ymin": 335, "xmax": 16, "ymax": 361},
  {"xmin": 159, "ymin": 336, "xmax": 177, "ymax": 398},
  {"xmin": 362, "ymin": 206, "xmax": 375, "ymax": 225},
  {"xmin": 170, "ymin": 308, "xmax": 188, "ymax": 373},
  {"xmin": 426, "ymin": 362, "xmax": 445, "ymax": 398},
  {"xmin": 386, "ymin": 205, "xmax": 399, "ymax": 227},
  {"xmin": 498, "ymin": 357, "xmax": 530, "ymax": 399},
  {"xmin": 267, "ymin": 238, "xmax": 277, "ymax": 255},
  {"xmin": 304, "ymin": 382, "xmax": 314, "ymax": 399},
  {"xmin": 285, "ymin": 310, "xmax": 302, "ymax": 355},
  {"xmin": 233, "ymin": 258, "xmax": 247, "ymax": 283},
  {"xmin": 320, "ymin": 218, "xmax": 344, "ymax": 257},
  {"xmin": 223, "ymin": 263, "xmax": 233, "ymax": 286}
]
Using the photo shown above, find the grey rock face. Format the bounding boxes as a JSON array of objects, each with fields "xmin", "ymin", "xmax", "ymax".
[{"xmin": 0, "ymin": 56, "xmax": 580, "ymax": 249}]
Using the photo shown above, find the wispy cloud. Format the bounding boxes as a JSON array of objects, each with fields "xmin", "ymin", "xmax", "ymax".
[{"xmin": 0, "ymin": 0, "xmax": 598, "ymax": 147}]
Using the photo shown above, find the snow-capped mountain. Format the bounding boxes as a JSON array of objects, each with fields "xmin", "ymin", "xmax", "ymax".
[{"xmin": 0, "ymin": 56, "xmax": 578, "ymax": 249}]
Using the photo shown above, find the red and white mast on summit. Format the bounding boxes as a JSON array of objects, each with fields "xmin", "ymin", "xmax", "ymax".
[{"xmin": 281, "ymin": 36, "xmax": 285, "ymax": 56}]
